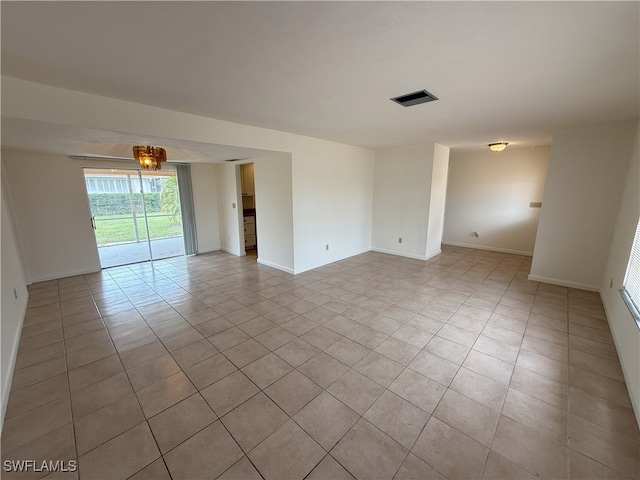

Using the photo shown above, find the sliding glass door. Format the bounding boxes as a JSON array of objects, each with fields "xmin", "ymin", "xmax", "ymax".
[{"xmin": 84, "ymin": 168, "xmax": 185, "ymax": 268}]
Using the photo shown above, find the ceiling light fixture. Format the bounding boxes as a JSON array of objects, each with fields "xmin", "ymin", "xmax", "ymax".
[
  {"xmin": 488, "ymin": 142, "xmax": 508, "ymax": 152},
  {"xmin": 133, "ymin": 145, "xmax": 167, "ymax": 170}
]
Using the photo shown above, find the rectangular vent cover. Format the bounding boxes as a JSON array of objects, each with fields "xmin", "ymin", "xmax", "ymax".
[{"xmin": 391, "ymin": 89, "xmax": 438, "ymax": 107}]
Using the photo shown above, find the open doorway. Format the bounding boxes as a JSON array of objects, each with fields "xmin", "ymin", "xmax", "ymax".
[
  {"xmin": 84, "ymin": 168, "xmax": 185, "ymax": 268},
  {"xmin": 240, "ymin": 163, "xmax": 257, "ymax": 256}
]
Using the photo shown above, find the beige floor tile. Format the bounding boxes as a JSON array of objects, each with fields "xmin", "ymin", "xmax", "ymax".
[
  {"xmin": 249, "ymin": 420, "xmax": 325, "ymax": 480},
  {"xmin": 126, "ymin": 354, "xmax": 181, "ymax": 391},
  {"xmin": 434, "ymin": 389, "xmax": 499, "ymax": 447},
  {"xmin": 346, "ymin": 325, "xmax": 388, "ymax": 349},
  {"xmin": 307, "ymin": 455, "xmax": 355, "ymax": 480},
  {"xmin": 118, "ymin": 340, "xmax": 168, "ymax": 370},
  {"xmin": 521, "ymin": 334, "xmax": 568, "ymax": 363},
  {"xmin": 502, "ymin": 388, "xmax": 567, "ymax": 444},
  {"xmin": 74, "ymin": 393, "xmax": 145, "ymax": 455},
  {"xmin": 208, "ymin": 326, "xmax": 251, "ymax": 351},
  {"xmin": 408, "ymin": 350, "xmax": 459, "ymax": 386},
  {"xmin": 569, "ymin": 449, "xmax": 624, "ymax": 480},
  {"xmin": 374, "ymin": 337, "xmax": 420, "ymax": 366},
  {"xmin": 68, "ymin": 355, "xmax": 123, "ymax": 392},
  {"xmin": 200, "ymin": 370, "xmax": 259, "ymax": 417},
  {"xmin": 192, "ymin": 316, "xmax": 234, "ymax": 337},
  {"xmin": 184, "ymin": 353, "xmax": 237, "ymax": 389},
  {"xmin": 473, "ymin": 335, "xmax": 519, "ymax": 364},
  {"xmin": 136, "ymin": 371, "xmax": 197, "ymax": 418},
  {"xmin": 462, "ymin": 350, "xmax": 513, "ymax": 385},
  {"xmin": 482, "ymin": 452, "xmax": 538, "ymax": 480},
  {"xmin": 569, "ymin": 386, "xmax": 640, "ymax": 442},
  {"xmin": 491, "ymin": 415, "xmax": 567, "ymax": 479},
  {"xmin": 394, "ymin": 453, "xmax": 446, "ymax": 480},
  {"xmin": 568, "ymin": 413, "xmax": 639, "ymax": 478},
  {"xmin": 298, "ymin": 352, "xmax": 349, "ymax": 388},
  {"xmin": 78, "ymin": 422, "xmax": 160, "ymax": 480},
  {"xmin": 159, "ymin": 327, "xmax": 204, "ymax": 352},
  {"xmin": 1, "ymin": 424, "xmax": 76, "ymax": 480},
  {"xmin": 13, "ymin": 341, "xmax": 64, "ymax": 371},
  {"xmin": 412, "ymin": 416, "xmax": 488, "ymax": 480},
  {"xmin": 237, "ymin": 316, "xmax": 277, "ymax": 337},
  {"xmin": 163, "ymin": 421, "xmax": 243, "ymax": 480},
  {"xmin": 388, "ymin": 368, "xmax": 446, "ymax": 414},
  {"xmin": 302, "ymin": 326, "xmax": 343, "ymax": 350},
  {"xmin": 223, "ymin": 339, "xmax": 270, "ymax": 368},
  {"xmin": 220, "ymin": 392, "xmax": 288, "ymax": 451},
  {"xmin": 569, "ymin": 349, "xmax": 624, "ymax": 382},
  {"xmin": 1, "ymin": 396, "xmax": 72, "ymax": 453},
  {"xmin": 5, "ymin": 373, "xmax": 69, "ymax": 419},
  {"xmin": 294, "ymin": 391, "xmax": 359, "ymax": 450},
  {"xmin": 569, "ymin": 365, "xmax": 632, "ymax": 408},
  {"xmin": 66, "ymin": 340, "xmax": 116, "ymax": 372},
  {"xmin": 516, "ymin": 349, "xmax": 568, "ymax": 383},
  {"xmin": 481, "ymin": 323, "xmax": 523, "ymax": 347},
  {"xmin": 353, "ymin": 351, "xmax": 403, "ymax": 387},
  {"xmin": 255, "ymin": 326, "xmax": 296, "ymax": 351},
  {"xmin": 331, "ymin": 418, "xmax": 407, "ymax": 480},
  {"xmin": 218, "ymin": 456, "xmax": 262, "ymax": 480},
  {"xmin": 70, "ymin": 372, "xmax": 133, "ymax": 418},
  {"xmin": 510, "ymin": 366, "xmax": 567, "ymax": 409},
  {"xmin": 391, "ymin": 324, "xmax": 433, "ymax": 348},
  {"xmin": 11, "ymin": 355, "xmax": 67, "ymax": 391},
  {"xmin": 242, "ymin": 353, "xmax": 293, "ymax": 389},
  {"xmin": 128, "ymin": 458, "xmax": 171, "ymax": 480},
  {"xmin": 327, "ymin": 369, "xmax": 384, "ymax": 414},
  {"xmin": 264, "ymin": 370, "xmax": 322, "ymax": 415},
  {"xmin": 171, "ymin": 339, "xmax": 219, "ymax": 369},
  {"xmin": 424, "ymin": 336, "xmax": 470, "ymax": 364},
  {"xmin": 364, "ymin": 390, "xmax": 429, "ymax": 449},
  {"xmin": 325, "ymin": 337, "xmax": 371, "ymax": 367},
  {"xmin": 148, "ymin": 393, "xmax": 216, "ymax": 454},
  {"xmin": 274, "ymin": 337, "xmax": 321, "ymax": 367}
]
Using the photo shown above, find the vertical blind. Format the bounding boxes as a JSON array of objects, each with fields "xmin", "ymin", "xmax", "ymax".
[
  {"xmin": 622, "ymin": 217, "xmax": 640, "ymax": 321},
  {"xmin": 176, "ymin": 164, "xmax": 198, "ymax": 256}
]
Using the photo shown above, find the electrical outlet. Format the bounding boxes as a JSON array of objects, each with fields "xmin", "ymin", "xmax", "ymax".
[
  {"xmin": 398, "ymin": 237, "xmax": 402, "ymax": 244},
  {"xmin": 530, "ymin": 202, "xmax": 542, "ymax": 208},
  {"xmin": 232, "ymin": 203, "xmax": 236, "ymax": 209},
  {"xmin": 610, "ymin": 278, "xmax": 614, "ymax": 289},
  {"xmin": 325, "ymin": 244, "xmax": 329, "ymax": 251},
  {"xmin": 473, "ymin": 232, "xmax": 479, "ymax": 238},
  {"xmin": 13, "ymin": 288, "xmax": 17, "ymax": 299}
]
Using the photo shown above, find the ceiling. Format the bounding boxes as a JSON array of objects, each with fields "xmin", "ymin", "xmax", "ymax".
[{"xmin": 1, "ymin": 1, "xmax": 639, "ymax": 155}]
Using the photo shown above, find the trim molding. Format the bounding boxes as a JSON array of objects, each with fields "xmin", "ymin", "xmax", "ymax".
[
  {"xmin": 1, "ymin": 294, "xmax": 28, "ymax": 432},
  {"xmin": 30, "ymin": 267, "xmax": 100, "ymax": 284},
  {"xmin": 257, "ymin": 258, "xmax": 294, "ymax": 274},
  {"xmin": 371, "ymin": 247, "xmax": 428, "ymax": 261},
  {"xmin": 294, "ymin": 248, "xmax": 371, "ymax": 275},
  {"xmin": 221, "ymin": 247, "xmax": 245, "ymax": 257},
  {"xmin": 527, "ymin": 274, "xmax": 599, "ymax": 292},
  {"xmin": 442, "ymin": 241, "xmax": 533, "ymax": 257}
]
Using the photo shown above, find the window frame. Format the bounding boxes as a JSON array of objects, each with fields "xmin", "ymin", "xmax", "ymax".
[{"xmin": 620, "ymin": 217, "xmax": 640, "ymax": 330}]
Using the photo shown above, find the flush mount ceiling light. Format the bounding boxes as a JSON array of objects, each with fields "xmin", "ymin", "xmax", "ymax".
[
  {"xmin": 133, "ymin": 145, "xmax": 167, "ymax": 170},
  {"xmin": 488, "ymin": 142, "xmax": 508, "ymax": 152}
]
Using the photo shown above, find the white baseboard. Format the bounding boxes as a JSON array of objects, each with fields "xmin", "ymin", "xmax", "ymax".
[
  {"xmin": 1, "ymin": 294, "xmax": 28, "ymax": 432},
  {"xmin": 371, "ymin": 247, "xmax": 428, "ymax": 261},
  {"xmin": 527, "ymin": 274, "xmax": 599, "ymax": 292},
  {"xmin": 442, "ymin": 241, "xmax": 533, "ymax": 257},
  {"xmin": 221, "ymin": 247, "xmax": 245, "ymax": 257},
  {"xmin": 30, "ymin": 266, "xmax": 101, "ymax": 284},
  {"xmin": 257, "ymin": 258, "xmax": 294, "ymax": 274},
  {"xmin": 294, "ymin": 248, "xmax": 371, "ymax": 275}
]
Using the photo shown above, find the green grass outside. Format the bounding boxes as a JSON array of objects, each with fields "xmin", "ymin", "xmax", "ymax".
[{"xmin": 95, "ymin": 214, "xmax": 183, "ymax": 246}]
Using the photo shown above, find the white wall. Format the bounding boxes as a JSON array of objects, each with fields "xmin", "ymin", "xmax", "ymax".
[
  {"xmin": 372, "ymin": 143, "xmax": 450, "ymax": 260},
  {"xmin": 426, "ymin": 144, "xmax": 451, "ymax": 258},
  {"xmin": 443, "ymin": 146, "xmax": 550, "ymax": 256},
  {"xmin": 530, "ymin": 121, "xmax": 638, "ymax": 290},
  {"xmin": 215, "ymin": 163, "xmax": 244, "ymax": 257},
  {"xmin": 191, "ymin": 163, "xmax": 221, "ymax": 253},
  {"xmin": 292, "ymin": 145, "xmax": 374, "ymax": 273},
  {"xmin": 1, "ymin": 161, "xmax": 29, "ymax": 431},
  {"xmin": 372, "ymin": 145, "xmax": 433, "ymax": 259},
  {"xmin": 2, "ymin": 152, "xmax": 101, "ymax": 282},
  {"xmin": 600, "ymin": 124, "xmax": 640, "ymax": 425},
  {"xmin": 253, "ymin": 154, "xmax": 295, "ymax": 273}
]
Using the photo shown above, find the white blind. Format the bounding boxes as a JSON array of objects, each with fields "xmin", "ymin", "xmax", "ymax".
[{"xmin": 623, "ymin": 218, "xmax": 640, "ymax": 315}]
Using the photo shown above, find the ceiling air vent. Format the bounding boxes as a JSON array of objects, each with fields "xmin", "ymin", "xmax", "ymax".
[{"xmin": 391, "ymin": 89, "xmax": 438, "ymax": 107}]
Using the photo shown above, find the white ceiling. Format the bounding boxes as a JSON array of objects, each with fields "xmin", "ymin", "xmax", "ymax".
[{"xmin": 1, "ymin": 1, "xmax": 638, "ymax": 154}]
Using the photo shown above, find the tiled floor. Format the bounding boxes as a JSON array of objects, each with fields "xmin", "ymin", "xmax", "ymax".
[{"xmin": 2, "ymin": 247, "xmax": 639, "ymax": 480}]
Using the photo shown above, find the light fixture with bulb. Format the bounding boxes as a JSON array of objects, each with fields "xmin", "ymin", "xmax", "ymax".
[
  {"xmin": 133, "ymin": 145, "xmax": 167, "ymax": 170},
  {"xmin": 488, "ymin": 142, "xmax": 508, "ymax": 152}
]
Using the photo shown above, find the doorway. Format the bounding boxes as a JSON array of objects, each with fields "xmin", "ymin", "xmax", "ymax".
[{"xmin": 84, "ymin": 168, "xmax": 185, "ymax": 268}]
